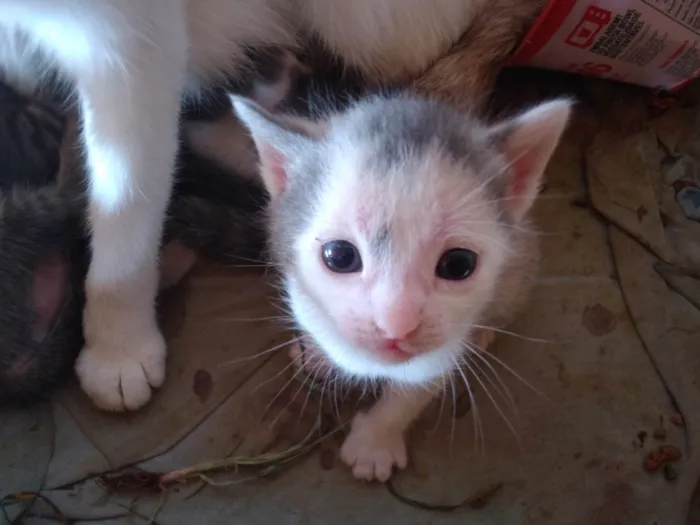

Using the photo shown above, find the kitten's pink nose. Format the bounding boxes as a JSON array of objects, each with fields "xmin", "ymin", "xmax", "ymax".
[{"xmin": 376, "ymin": 307, "xmax": 421, "ymax": 341}]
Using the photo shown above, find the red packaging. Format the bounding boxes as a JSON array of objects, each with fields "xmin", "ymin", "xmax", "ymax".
[{"xmin": 509, "ymin": 0, "xmax": 700, "ymax": 90}]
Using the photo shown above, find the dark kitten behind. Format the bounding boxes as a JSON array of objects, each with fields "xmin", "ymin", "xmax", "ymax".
[
  {"xmin": 0, "ymin": 79, "xmax": 66, "ymax": 190},
  {"xmin": 0, "ymin": 186, "xmax": 87, "ymax": 406}
]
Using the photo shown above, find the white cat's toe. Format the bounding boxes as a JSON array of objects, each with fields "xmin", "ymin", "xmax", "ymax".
[
  {"xmin": 340, "ymin": 412, "xmax": 407, "ymax": 482},
  {"xmin": 75, "ymin": 328, "xmax": 166, "ymax": 411}
]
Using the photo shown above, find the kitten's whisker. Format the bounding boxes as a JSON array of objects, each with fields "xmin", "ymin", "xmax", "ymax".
[
  {"xmin": 470, "ymin": 343, "xmax": 548, "ymax": 400},
  {"xmin": 461, "ymin": 345, "xmax": 519, "ymax": 421},
  {"xmin": 460, "ymin": 356, "xmax": 521, "ymax": 446},
  {"xmin": 464, "ymin": 340, "xmax": 519, "ymax": 410},
  {"xmin": 458, "ymin": 155, "xmax": 517, "ymax": 208},
  {"xmin": 223, "ymin": 255, "xmax": 270, "ymax": 266},
  {"xmin": 266, "ymin": 342, "xmax": 328, "ymax": 429},
  {"xmin": 295, "ymin": 359, "xmax": 325, "ymax": 430},
  {"xmin": 287, "ymin": 363, "xmax": 318, "ymax": 428},
  {"xmin": 263, "ymin": 353, "xmax": 309, "ymax": 422},
  {"xmin": 431, "ymin": 373, "xmax": 448, "ymax": 434},
  {"xmin": 453, "ymin": 228, "xmax": 517, "ymax": 257},
  {"xmin": 359, "ymin": 379, "xmax": 369, "ymax": 402},
  {"xmin": 318, "ymin": 361, "xmax": 335, "ymax": 415},
  {"xmin": 448, "ymin": 373, "xmax": 457, "ymax": 455},
  {"xmin": 269, "ymin": 301, "xmax": 294, "ymax": 316},
  {"xmin": 452, "ymin": 356, "xmax": 484, "ymax": 455},
  {"xmin": 332, "ymin": 374, "xmax": 343, "ymax": 423},
  {"xmin": 253, "ymin": 342, "xmax": 308, "ymax": 396},
  {"xmin": 470, "ymin": 324, "xmax": 554, "ymax": 344}
]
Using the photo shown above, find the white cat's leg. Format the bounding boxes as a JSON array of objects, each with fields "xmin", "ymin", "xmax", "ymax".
[
  {"xmin": 340, "ymin": 330, "xmax": 496, "ymax": 481},
  {"xmin": 75, "ymin": 16, "xmax": 187, "ymax": 411},
  {"xmin": 340, "ymin": 384, "xmax": 437, "ymax": 482},
  {"xmin": 0, "ymin": 0, "xmax": 188, "ymax": 410}
]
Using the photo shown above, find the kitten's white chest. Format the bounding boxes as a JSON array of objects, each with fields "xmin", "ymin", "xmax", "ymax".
[{"xmin": 301, "ymin": 0, "xmax": 484, "ymax": 81}]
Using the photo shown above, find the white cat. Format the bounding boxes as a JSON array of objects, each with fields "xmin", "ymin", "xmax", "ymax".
[
  {"xmin": 232, "ymin": 93, "xmax": 571, "ymax": 481},
  {"xmin": 0, "ymin": 0, "xmax": 534, "ymax": 411}
]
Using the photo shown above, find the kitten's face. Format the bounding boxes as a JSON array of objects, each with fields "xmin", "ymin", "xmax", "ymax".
[
  {"xmin": 288, "ymin": 145, "xmax": 510, "ymax": 382},
  {"xmin": 234, "ymin": 94, "xmax": 570, "ymax": 384}
]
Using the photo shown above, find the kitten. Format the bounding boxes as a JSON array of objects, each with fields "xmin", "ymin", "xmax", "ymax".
[
  {"xmin": 233, "ymin": 93, "xmax": 571, "ymax": 481},
  {"xmin": 0, "ymin": 187, "xmax": 87, "ymax": 407},
  {"xmin": 0, "ymin": 0, "xmax": 543, "ymax": 411}
]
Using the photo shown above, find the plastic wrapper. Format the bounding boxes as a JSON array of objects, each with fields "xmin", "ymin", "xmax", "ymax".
[{"xmin": 510, "ymin": 0, "xmax": 700, "ymax": 90}]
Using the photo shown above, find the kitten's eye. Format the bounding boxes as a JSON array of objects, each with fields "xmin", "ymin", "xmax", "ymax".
[
  {"xmin": 321, "ymin": 240, "xmax": 362, "ymax": 273},
  {"xmin": 436, "ymin": 248, "xmax": 478, "ymax": 281}
]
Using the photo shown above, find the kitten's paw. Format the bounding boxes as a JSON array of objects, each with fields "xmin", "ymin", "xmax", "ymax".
[
  {"xmin": 75, "ymin": 328, "xmax": 166, "ymax": 412},
  {"xmin": 340, "ymin": 412, "xmax": 407, "ymax": 482}
]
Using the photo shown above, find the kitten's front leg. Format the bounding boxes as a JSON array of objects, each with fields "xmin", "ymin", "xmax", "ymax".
[
  {"xmin": 340, "ymin": 331, "xmax": 496, "ymax": 482},
  {"xmin": 340, "ymin": 384, "xmax": 437, "ymax": 482},
  {"xmin": 73, "ymin": 17, "xmax": 188, "ymax": 411}
]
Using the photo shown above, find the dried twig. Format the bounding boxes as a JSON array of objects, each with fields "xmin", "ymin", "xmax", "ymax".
[{"xmin": 94, "ymin": 411, "xmax": 345, "ymax": 494}]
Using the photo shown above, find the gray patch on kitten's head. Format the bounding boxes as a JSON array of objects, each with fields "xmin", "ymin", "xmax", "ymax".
[
  {"xmin": 321, "ymin": 95, "xmax": 538, "ymax": 250},
  {"xmin": 344, "ymin": 95, "xmax": 490, "ymax": 171}
]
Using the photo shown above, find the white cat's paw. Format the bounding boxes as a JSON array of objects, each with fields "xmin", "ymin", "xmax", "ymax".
[
  {"xmin": 340, "ymin": 412, "xmax": 407, "ymax": 482},
  {"xmin": 75, "ymin": 327, "xmax": 166, "ymax": 412}
]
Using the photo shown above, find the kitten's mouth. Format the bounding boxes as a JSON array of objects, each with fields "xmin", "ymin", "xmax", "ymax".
[{"xmin": 372, "ymin": 340, "xmax": 413, "ymax": 363}]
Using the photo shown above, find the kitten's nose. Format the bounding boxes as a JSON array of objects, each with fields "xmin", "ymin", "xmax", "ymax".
[
  {"xmin": 376, "ymin": 308, "xmax": 421, "ymax": 341},
  {"xmin": 373, "ymin": 286, "xmax": 424, "ymax": 342}
]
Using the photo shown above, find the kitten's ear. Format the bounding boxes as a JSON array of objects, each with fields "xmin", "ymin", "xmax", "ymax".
[
  {"xmin": 230, "ymin": 95, "xmax": 323, "ymax": 200},
  {"xmin": 489, "ymin": 99, "xmax": 572, "ymax": 221}
]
